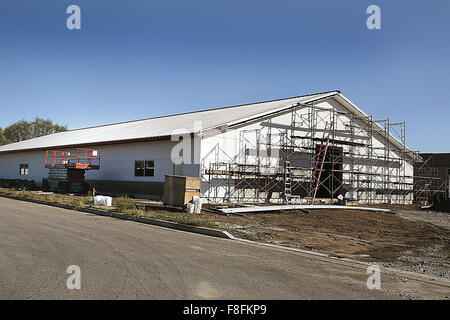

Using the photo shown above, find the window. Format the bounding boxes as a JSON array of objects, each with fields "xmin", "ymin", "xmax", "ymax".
[
  {"xmin": 419, "ymin": 168, "xmax": 428, "ymax": 176},
  {"xmin": 19, "ymin": 164, "xmax": 29, "ymax": 175},
  {"xmin": 447, "ymin": 168, "xmax": 450, "ymax": 176},
  {"xmin": 431, "ymin": 168, "xmax": 439, "ymax": 176},
  {"xmin": 144, "ymin": 160, "xmax": 154, "ymax": 176},
  {"xmin": 135, "ymin": 161, "xmax": 144, "ymax": 176},
  {"xmin": 135, "ymin": 160, "xmax": 154, "ymax": 177}
]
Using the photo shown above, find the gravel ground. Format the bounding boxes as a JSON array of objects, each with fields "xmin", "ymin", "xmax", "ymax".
[
  {"xmin": 378, "ymin": 209, "xmax": 450, "ymax": 279},
  {"xmin": 395, "ymin": 209, "xmax": 450, "ymax": 231},
  {"xmin": 379, "ymin": 244, "xmax": 450, "ymax": 279}
]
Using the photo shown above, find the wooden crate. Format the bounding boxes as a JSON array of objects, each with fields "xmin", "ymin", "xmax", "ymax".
[{"xmin": 163, "ymin": 175, "xmax": 201, "ymax": 208}]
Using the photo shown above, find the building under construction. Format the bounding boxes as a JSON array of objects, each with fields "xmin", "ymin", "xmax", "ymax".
[
  {"xmin": 200, "ymin": 92, "xmax": 447, "ymax": 205},
  {"xmin": 0, "ymin": 90, "xmax": 447, "ymax": 205}
]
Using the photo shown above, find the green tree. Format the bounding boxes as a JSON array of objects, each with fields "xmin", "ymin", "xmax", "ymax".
[
  {"xmin": 2, "ymin": 117, "xmax": 68, "ymax": 144},
  {"xmin": 0, "ymin": 128, "xmax": 11, "ymax": 145},
  {"xmin": 4, "ymin": 120, "xmax": 33, "ymax": 143},
  {"xmin": 32, "ymin": 117, "xmax": 67, "ymax": 137}
]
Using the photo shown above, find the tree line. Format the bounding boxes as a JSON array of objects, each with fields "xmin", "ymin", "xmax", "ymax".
[{"xmin": 0, "ymin": 118, "xmax": 68, "ymax": 146}]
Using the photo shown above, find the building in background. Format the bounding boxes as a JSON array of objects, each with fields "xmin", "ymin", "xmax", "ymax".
[{"xmin": 414, "ymin": 153, "xmax": 450, "ymax": 204}]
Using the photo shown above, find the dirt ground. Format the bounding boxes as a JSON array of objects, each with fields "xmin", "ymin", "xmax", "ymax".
[{"xmin": 205, "ymin": 207, "xmax": 450, "ymax": 279}]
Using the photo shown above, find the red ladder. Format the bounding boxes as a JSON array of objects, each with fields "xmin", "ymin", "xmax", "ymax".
[{"xmin": 308, "ymin": 123, "xmax": 331, "ymax": 204}]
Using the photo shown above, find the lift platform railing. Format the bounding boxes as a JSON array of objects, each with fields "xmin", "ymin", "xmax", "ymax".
[{"xmin": 45, "ymin": 148, "xmax": 101, "ymax": 170}]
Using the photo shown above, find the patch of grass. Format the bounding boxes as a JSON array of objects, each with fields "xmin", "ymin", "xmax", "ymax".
[
  {"xmin": 73, "ymin": 196, "xmax": 94, "ymax": 208},
  {"xmin": 9, "ymin": 190, "xmax": 93, "ymax": 209},
  {"xmin": 1, "ymin": 187, "xmax": 217, "ymax": 229},
  {"xmin": 121, "ymin": 208, "xmax": 145, "ymax": 217},
  {"xmin": 142, "ymin": 210, "xmax": 216, "ymax": 228},
  {"xmin": 114, "ymin": 197, "xmax": 136, "ymax": 211},
  {"xmin": 16, "ymin": 190, "xmax": 32, "ymax": 198},
  {"xmin": 41, "ymin": 194, "xmax": 59, "ymax": 203}
]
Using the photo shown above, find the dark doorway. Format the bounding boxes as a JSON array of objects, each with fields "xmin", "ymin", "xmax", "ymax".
[{"xmin": 314, "ymin": 145, "xmax": 343, "ymax": 198}]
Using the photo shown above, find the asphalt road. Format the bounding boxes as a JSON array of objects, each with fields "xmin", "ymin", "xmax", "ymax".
[{"xmin": 0, "ymin": 197, "xmax": 448, "ymax": 299}]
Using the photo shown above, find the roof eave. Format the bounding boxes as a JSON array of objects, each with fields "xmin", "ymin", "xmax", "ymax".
[
  {"xmin": 333, "ymin": 93, "xmax": 417, "ymax": 162},
  {"xmin": 0, "ymin": 135, "xmax": 172, "ymax": 155}
]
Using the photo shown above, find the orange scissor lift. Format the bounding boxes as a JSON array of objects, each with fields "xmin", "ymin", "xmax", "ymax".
[{"xmin": 44, "ymin": 148, "xmax": 101, "ymax": 193}]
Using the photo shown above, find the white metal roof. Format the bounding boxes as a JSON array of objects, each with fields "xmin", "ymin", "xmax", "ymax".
[
  {"xmin": 0, "ymin": 91, "xmax": 336, "ymax": 153},
  {"xmin": 0, "ymin": 90, "xmax": 415, "ymax": 159}
]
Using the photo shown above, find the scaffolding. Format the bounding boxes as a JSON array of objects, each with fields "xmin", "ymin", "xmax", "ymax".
[{"xmin": 203, "ymin": 103, "xmax": 447, "ymax": 205}]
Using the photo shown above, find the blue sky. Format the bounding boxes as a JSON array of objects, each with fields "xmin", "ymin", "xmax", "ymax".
[{"xmin": 0, "ymin": 0, "xmax": 449, "ymax": 152}]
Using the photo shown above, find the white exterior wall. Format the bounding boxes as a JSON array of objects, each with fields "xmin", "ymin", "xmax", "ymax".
[
  {"xmin": 0, "ymin": 151, "xmax": 48, "ymax": 185},
  {"xmin": 0, "ymin": 140, "xmax": 200, "ymax": 187},
  {"xmin": 84, "ymin": 141, "xmax": 178, "ymax": 182}
]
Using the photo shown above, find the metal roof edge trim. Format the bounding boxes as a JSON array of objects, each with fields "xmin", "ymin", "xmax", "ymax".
[{"xmin": 0, "ymin": 135, "xmax": 172, "ymax": 155}]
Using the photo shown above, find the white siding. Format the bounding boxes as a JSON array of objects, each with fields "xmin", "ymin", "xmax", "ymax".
[
  {"xmin": 0, "ymin": 140, "xmax": 197, "ymax": 185},
  {"xmin": 0, "ymin": 151, "xmax": 47, "ymax": 185},
  {"xmin": 85, "ymin": 141, "xmax": 178, "ymax": 182}
]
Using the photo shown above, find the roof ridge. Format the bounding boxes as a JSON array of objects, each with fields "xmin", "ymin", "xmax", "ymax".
[{"xmin": 61, "ymin": 90, "xmax": 340, "ymax": 133}]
